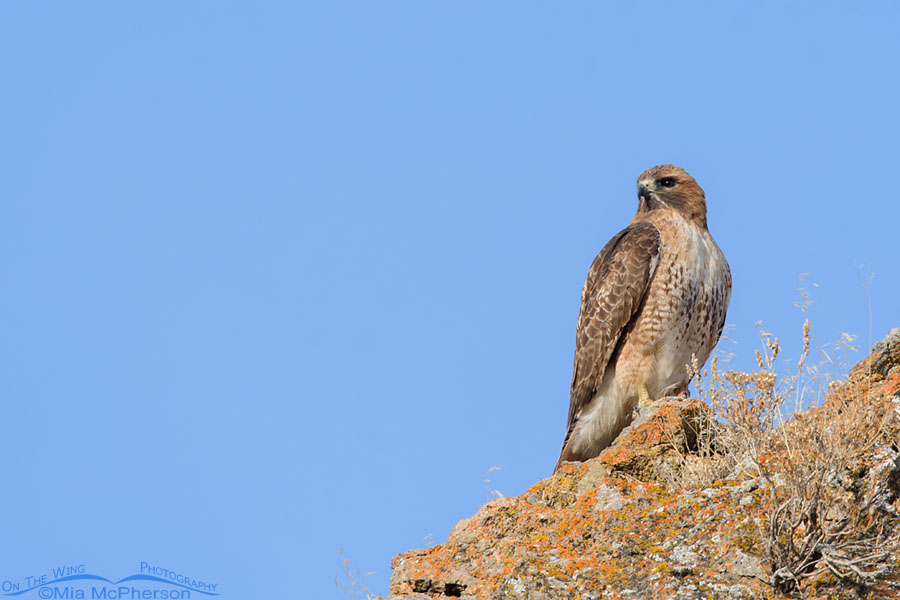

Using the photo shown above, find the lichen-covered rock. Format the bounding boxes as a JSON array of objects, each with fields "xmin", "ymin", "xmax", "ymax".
[
  {"xmin": 871, "ymin": 327, "xmax": 900, "ymax": 379},
  {"xmin": 380, "ymin": 330, "xmax": 900, "ymax": 600},
  {"xmin": 386, "ymin": 444, "xmax": 771, "ymax": 598},
  {"xmin": 597, "ymin": 399, "xmax": 713, "ymax": 483}
]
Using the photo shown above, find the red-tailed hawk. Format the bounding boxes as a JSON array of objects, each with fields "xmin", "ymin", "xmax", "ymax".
[{"xmin": 555, "ymin": 165, "xmax": 731, "ymax": 472}]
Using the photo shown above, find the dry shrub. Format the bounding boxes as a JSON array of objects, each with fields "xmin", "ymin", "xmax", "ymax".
[
  {"xmin": 683, "ymin": 319, "xmax": 900, "ymax": 596},
  {"xmin": 763, "ymin": 394, "xmax": 898, "ymax": 595},
  {"xmin": 672, "ymin": 325, "xmax": 796, "ymax": 487}
]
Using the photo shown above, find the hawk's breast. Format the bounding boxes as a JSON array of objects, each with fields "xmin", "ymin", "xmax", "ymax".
[{"xmin": 633, "ymin": 216, "xmax": 731, "ymax": 397}]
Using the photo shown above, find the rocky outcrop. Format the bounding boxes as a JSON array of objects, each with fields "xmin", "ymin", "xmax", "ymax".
[{"xmin": 380, "ymin": 331, "xmax": 900, "ymax": 599}]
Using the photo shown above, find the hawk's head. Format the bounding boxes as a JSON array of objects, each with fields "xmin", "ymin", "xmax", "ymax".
[{"xmin": 636, "ymin": 165, "xmax": 707, "ymax": 228}]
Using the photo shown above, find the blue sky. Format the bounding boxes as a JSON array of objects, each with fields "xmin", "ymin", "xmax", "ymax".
[{"xmin": 2, "ymin": 2, "xmax": 899, "ymax": 599}]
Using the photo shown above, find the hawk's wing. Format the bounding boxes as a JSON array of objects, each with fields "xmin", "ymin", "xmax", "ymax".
[{"xmin": 563, "ymin": 221, "xmax": 661, "ymax": 447}]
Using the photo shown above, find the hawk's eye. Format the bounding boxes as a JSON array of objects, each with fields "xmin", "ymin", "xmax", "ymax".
[{"xmin": 659, "ymin": 177, "xmax": 676, "ymax": 188}]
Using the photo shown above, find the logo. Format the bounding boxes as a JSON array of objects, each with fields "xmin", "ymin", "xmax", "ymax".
[{"xmin": 2, "ymin": 563, "xmax": 218, "ymax": 599}]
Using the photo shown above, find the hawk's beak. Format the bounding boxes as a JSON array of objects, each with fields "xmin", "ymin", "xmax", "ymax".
[{"xmin": 638, "ymin": 182, "xmax": 652, "ymax": 201}]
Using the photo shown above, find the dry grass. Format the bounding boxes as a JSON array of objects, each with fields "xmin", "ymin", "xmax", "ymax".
[
  {"xmin": 335, "ymin": 548, "xmax": 378, "ymax": 600},
  {"xmin": 676, "ymin": 318, "xmax": 900, "ymax": 597}
]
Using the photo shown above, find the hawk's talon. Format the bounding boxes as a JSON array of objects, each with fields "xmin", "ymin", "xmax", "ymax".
[{"xmin": 637, "ymin": 382, "xmax": 664, "ymax": 409}]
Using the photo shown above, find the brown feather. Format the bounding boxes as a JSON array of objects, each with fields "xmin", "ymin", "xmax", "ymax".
[{"xmin": 561, "ymin": 222, "xmax": 661, "ymax": 453}]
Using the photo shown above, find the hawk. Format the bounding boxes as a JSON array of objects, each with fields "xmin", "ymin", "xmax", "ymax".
[{"xmin": 555, "ymin": 165, "xmax": 731, "ymax": 472}]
